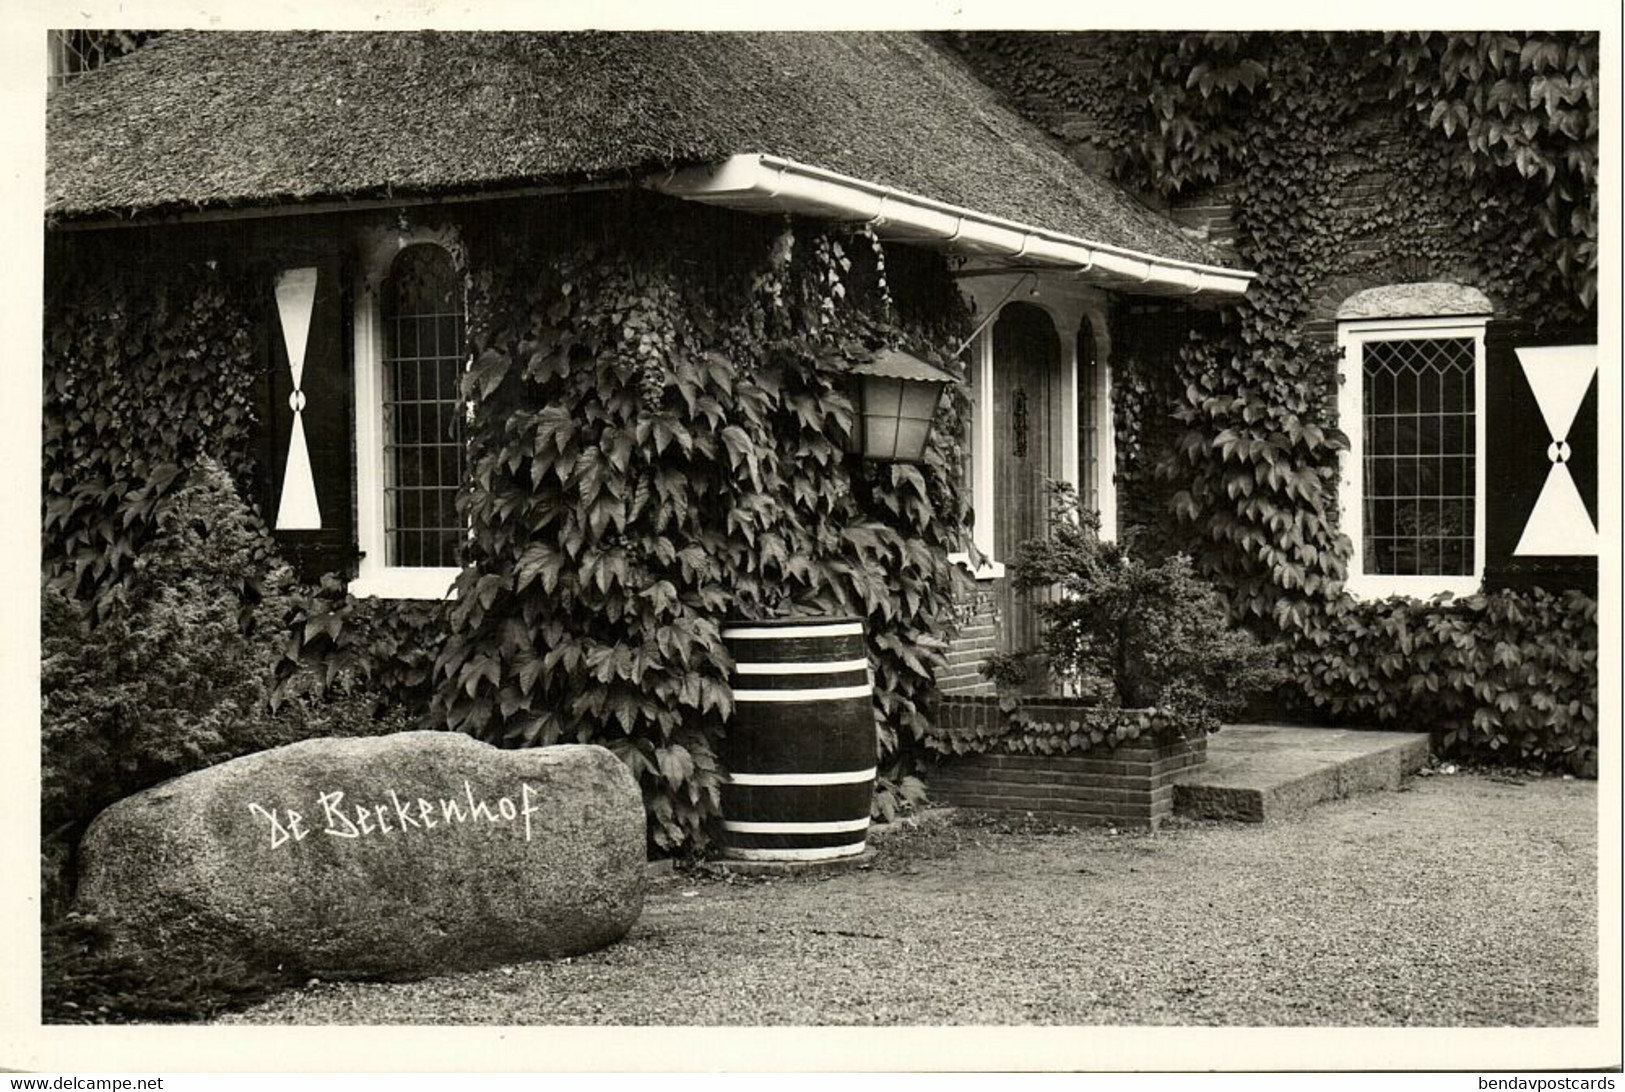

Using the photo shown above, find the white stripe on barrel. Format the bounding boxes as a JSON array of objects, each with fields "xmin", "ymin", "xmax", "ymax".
[
  {"xmin": 732, "ymin": 684, "xmax": 872, "ymax": 703},
  {"xmin": 723, "ymin": 844, "xmax": 870, "ymax": 862},
  {"xmin": 734, "ymin": 658, "xmax": 870, "ymax": 675},
  {"xmin": 722, "ymin": 622, "xmax": 864, "ymax": 639},
  {"xmin": 722, "ymin": 818, "xmax": 872, "ymax": 834},
  {"xmin": 726, "ymin": 767, "xmax": 877, "ymax": 786}
]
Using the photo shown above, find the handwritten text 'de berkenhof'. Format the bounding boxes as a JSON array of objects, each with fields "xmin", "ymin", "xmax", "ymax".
[{"xmin": 246, "ymin": 780, "xmax": 545, "ymax": 849}]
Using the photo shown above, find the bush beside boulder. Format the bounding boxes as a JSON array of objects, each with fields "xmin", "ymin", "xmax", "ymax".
[
  {"xmin": 75, "ymin": 733, "xmax": 647, "ymax": 981},
  {"xmin": 41, "ymin": 458, "xmax": 411, "ymax": 921}
]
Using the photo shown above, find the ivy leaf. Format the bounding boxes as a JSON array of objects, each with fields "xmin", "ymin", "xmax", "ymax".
[
  {"xmin": 462, "ymin": 655, "xmax": 501, "ymax": 697},
  {"xmin": 516, "ymin": 544, "xmax": 564, "ymax": 595},
  {"xmin": 517, "ymin": 655, "xmax": 547, "ymax": 696},
  {"xmin": 641, "ymin": 580, "xmax": 678, "ymax": 616},
  {"xmin": 656, "ymin": 744, "xmax": 696, "ymax": 790},
  {"xmin": 575, "ymin": 446, "xmax": 605, "ymax": 507},
  {"xmin": 465, "ymin": 349, "xmax": 510, "ymax": 402},
  {"xmin": 889, "ymin": 463, "xmax": 928, "ymax": 499},
  {"xmin": 719, "ymin": 425, "xmax": 755, "ymax": 472}
]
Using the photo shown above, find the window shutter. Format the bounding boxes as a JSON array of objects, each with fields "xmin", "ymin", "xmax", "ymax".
[
  {"xmin": 1481, "ymin": 320, "xmax": 1597, "ymax": 593},
  {"xmin": 264, "ymin": 256, "xmax": 355, "ymax": 583}
]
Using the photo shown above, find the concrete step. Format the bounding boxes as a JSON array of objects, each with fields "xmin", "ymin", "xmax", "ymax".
[{"xmin": 1173, "ymin": 724, "xmax": 1431, "ymax": 823}]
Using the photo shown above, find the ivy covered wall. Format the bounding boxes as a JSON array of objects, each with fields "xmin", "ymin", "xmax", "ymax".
[
  {"xmin": 429, "ymin": 194, "xmax": 975, "ymax": 848},
  {"xmin": 45, "ymin": 192, "xmax": 978, "ymax": 851},
  {"xmin": 950, "ymin": 32, "xmax": 1596, "ymax": 319},
  {"xmin": 948, "ymin": 31, "xmax": 1600, "ymax": 773},
  {"xmin": 44, "ymin": 231, "xmax": 266, "ymax": 613},
  {"xmin": 952, "ymin": 30, "xmax": 1596, "ymax": 554}
]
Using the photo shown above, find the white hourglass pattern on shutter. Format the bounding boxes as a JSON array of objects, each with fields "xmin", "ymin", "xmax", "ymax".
[
  {"xmin": 274, "ymin": 267, "xmax": 323, "ymax": 531},
  {"xmin": 1512, "ymin": 345, "xmax": 1597, "ymax": 557}
]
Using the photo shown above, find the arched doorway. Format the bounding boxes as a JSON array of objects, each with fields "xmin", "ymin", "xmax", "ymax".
[{"xmin": 991, "ymin": 301, "xmax": 1063, "ymax": 654}]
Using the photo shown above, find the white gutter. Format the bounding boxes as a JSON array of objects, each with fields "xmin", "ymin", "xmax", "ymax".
[{"xmin": 648, "ymin": 153, "xmax": 1254, "ymax": 299}]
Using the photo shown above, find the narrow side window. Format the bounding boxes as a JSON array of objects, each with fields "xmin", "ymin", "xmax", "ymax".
[{"xmin": 379, "ymin": 244, "xmax": 466, "ymax": 570}]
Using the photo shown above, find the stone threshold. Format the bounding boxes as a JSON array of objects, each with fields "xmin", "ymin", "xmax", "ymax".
[{"xmin": 1173, "ymin": 723, "xmax": 1431, "ymax": 822}]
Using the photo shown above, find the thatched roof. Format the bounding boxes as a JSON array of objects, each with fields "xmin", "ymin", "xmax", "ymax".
[{"xmin": 45, "ymin": 31, "xmax": 1216, "ymax": 265}]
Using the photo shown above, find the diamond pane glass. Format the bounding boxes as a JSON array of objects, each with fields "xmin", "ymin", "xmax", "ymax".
[
  {"xmin": 1361, "ymin": 336, "xmax": 1475, "ymax": 576},
  {"xmin": 382, "ymin": 244, "xmax": 465, "ymax": 568}
]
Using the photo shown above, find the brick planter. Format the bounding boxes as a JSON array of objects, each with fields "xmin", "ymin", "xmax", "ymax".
[{"xmin": 929, "ymin": 696, "xmax": 1207, "ymax": 829}]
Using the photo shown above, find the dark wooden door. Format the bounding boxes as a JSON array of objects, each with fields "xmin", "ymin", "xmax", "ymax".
[{"xmin": 991, "ymin": 302, "xmax": 1063, "ymax": 655}]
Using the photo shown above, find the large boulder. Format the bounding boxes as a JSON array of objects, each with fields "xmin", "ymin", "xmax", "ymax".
[{"xmin": 75, "ymin": 732, "xmax": 646, "ymax": 980}]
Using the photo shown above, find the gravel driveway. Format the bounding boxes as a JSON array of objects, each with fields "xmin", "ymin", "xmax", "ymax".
[{"xmin": 220, "ymin": 772, "xmax": 1597, "ymax": 1026}]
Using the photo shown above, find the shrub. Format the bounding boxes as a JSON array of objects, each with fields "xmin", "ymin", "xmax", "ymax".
[
  {"xmin": 41, "ymin": 459, "xmax": 405, "ymax": 921},
  {"xmin": 997, "ymin": 482, "xmax": 1284, "ymax": 737},
  {"xmin": 1288, "ymin": 588, "xmax": 1598, "ymax": 775},
  {"xmin": 275, "ymin": 577, "xmax": 448, "ymax": 730},
  {"xmin": 41, "ymin": 459, "xmax": 410, "ymax": 1022}
]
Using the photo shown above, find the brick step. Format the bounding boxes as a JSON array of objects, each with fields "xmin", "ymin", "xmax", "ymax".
[
  {"xmin": 927, "ymin": 728, "xmax": 1205, "ymax": 830},
  {"xmin": 930, "ymin": 793, "xmax": 1159, "ymax": 824},
  {"xmin": 931, "ymin": 777, "xmax": 1172, "ymax": 806},
  {"xmin": 942, "ymin": 751, "xmax": 1205, "ymax": 776},
  {"xmin": 932, "ymin": 764, "xmax": 1193, "ymax": 788},
  {"xmin": 1173, "ymin": 725, "xmax": 1430, "ymax": 823}
]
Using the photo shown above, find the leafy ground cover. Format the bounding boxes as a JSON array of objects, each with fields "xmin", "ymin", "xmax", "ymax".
[{"xmin": 219, "ymin": 772, "xmax": 1595, "ymax": 1027}]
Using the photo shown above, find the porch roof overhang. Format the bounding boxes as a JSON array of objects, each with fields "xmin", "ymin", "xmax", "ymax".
[{"xmin": 649, "ymin": 154, "xmax": 1255, "ymax": 301}]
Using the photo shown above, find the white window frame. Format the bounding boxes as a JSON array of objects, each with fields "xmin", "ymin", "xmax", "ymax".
[
  {"xmin": 348, "ymin": 223, "xmax": 466, "ymax": 600},
  {"xmin": 1337, "ymin": 316, "xmax": 1489, "ymax": 599}
]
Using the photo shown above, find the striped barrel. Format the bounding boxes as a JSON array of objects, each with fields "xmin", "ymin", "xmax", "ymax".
[{"xmin": 719, "ymin": 617, "xmax": 876, "ymax": 862}]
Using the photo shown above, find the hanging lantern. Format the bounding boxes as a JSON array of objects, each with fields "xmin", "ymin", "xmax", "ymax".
[{"xmin": 844, "ymin": 349, "xmax": 959, "ymax": 463}]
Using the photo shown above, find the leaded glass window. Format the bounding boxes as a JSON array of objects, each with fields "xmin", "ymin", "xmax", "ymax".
[
  {"xmin": 1076, "ymin": 318, "xmax": 1100, "ymax": 519},
  {"xmin": 380, "ymin": 244, "xmax": 465, "ymax": 569},
  {"xmin": 1360, "ymin": 336, "xmax": 1476, "ymax": 576}
]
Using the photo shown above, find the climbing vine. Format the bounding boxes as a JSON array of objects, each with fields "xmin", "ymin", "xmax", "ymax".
[
  {"xmin": 45, "ymin": 194, "xmax": 976, "ymax": 849},
  {"xmin": 424, "ymin": 195, "xmax": 972, "ymax": 851},
  {"xmin": 1382, "ymin": 32, "xmax": 1599, "ymax": 310},
  {"xmin": 952, "ymin": 31, "xmax": 1598, "ymax": 766},
  {"xmin": 956, "ymin": 30, "xmax": 1595, "ymax": 319},
  {"xmin": 954, "ymin": 30, "xmax": 1596, "ymax": 608},
  {"xmin": 43, "ymin": 237, "xmax": 263, "ymax": 615}
]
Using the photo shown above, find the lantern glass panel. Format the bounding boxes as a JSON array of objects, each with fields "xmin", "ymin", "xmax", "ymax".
[
  {"xmin": 868, "ymin": 377, "xmax": 905, "ymax": 416},
  {"xmin": 845, "ymin": 367, "xmax": 952, "ymax": 462},
  {"xmin": 894, "ymin": 418, "xmax": 932, "ymax": 461},
  {"xmin": 864, "ymin": 415, "xmax": 900, "ymax": 459},
  {"xmin": 899, "ymin": 380, "xmax": 942, "ymax": 420}
]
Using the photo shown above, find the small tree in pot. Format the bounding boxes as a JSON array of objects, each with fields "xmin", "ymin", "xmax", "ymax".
[{"xmin": 991, "ymin": 483, "xmax": 1283, "ymax": 738}]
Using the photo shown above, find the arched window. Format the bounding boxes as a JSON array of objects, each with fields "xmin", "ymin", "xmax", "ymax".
[
  {"xmin": 379, "ymin": 244, "xmax": 466, "ymax": 570},
  {"xmin": 1076, "ymin": 316, "xmax": 1100, "ymax": 518}
]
